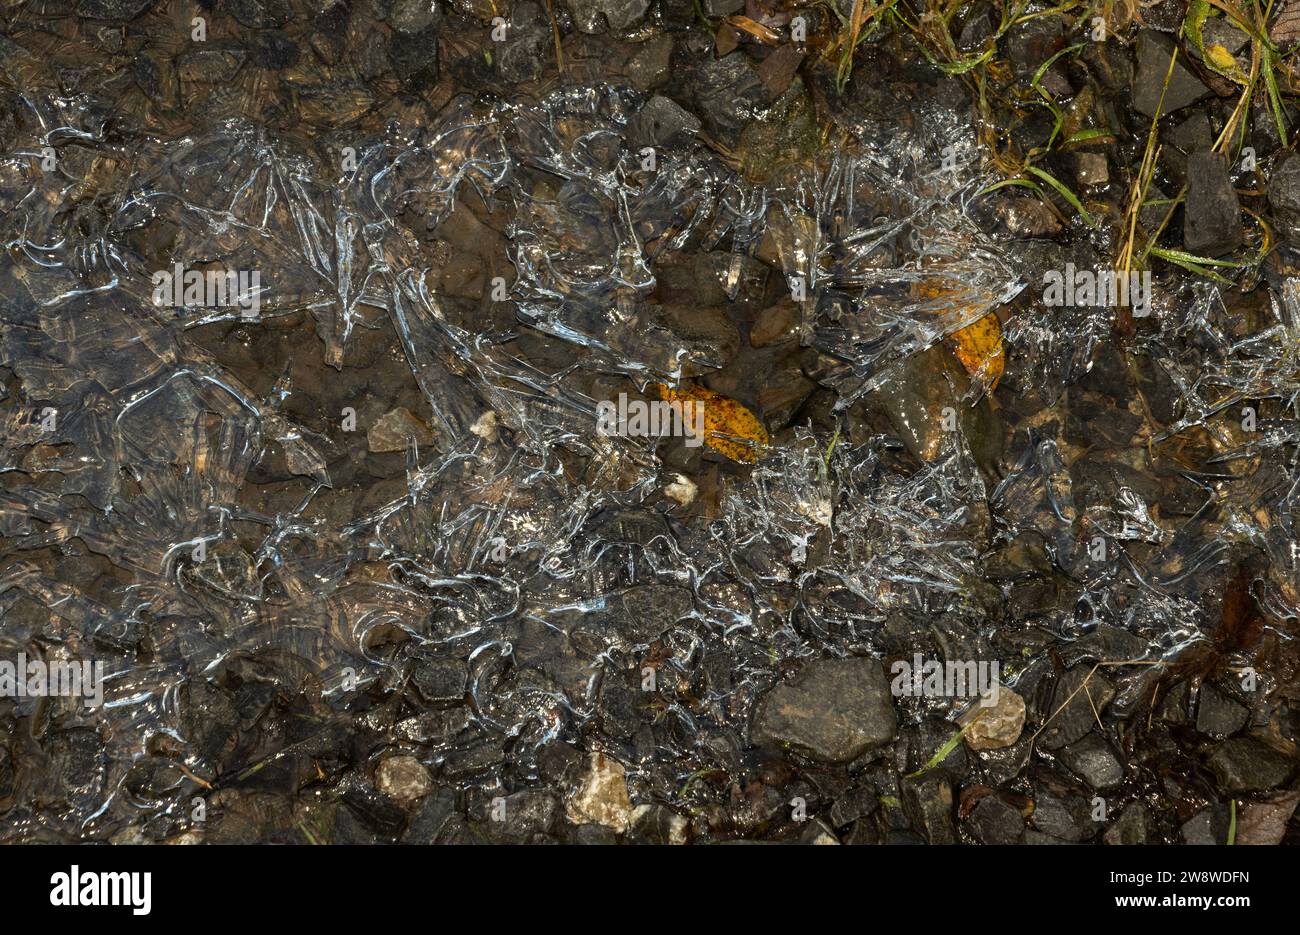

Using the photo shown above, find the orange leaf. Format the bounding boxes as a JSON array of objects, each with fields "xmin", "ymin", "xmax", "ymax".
[
  {"xmin": 949, "ymin": 312, "xmax": 1004, "ymax": 391},
  {"xmin": 655, "ymin": 383, "xmax": 769, "ymax": 463}
]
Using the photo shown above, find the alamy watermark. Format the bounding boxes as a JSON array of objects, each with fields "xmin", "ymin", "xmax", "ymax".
[
  {"xmin": 1043, "ymin": 263, "xmax": 1151, "ymax": 316},
  {"xmin": 0, "ymin": 653, "xmax": 104, "ymax": 708},
  {"xmin": 890, "ymin": 654, "xmax": 1001, "ymax": 707},
  {"xmin": 596, "ymin": 393, "xmax": 705, "ymax": 447}
]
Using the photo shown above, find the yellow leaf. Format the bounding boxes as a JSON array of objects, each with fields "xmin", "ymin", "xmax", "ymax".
[
  {"xmin": 910, "ymin": 278, "xmax": 1006, "ymax": 391},
  {"xmin": 1206, "ymin": 43, "xmax": 1246, "ymax": 82},
  {"xmin": 655, "ymin": 383, "xmax": 769, "ymax": 463},
  {"xmin": 949, "ymin": 312, "xmax": 1005, "ymax": 391}
]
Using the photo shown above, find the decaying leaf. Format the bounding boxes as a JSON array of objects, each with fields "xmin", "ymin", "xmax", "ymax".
[
  {"xmin": 910, "ymin": 279, "xmax": 1006, "ymax": 390},
  {"xmin": 655, "ymin": 383, "xmax": 769, "ymax": 463},
  {"xmin": 949, "ymin": 312, "xmax": 1005, "ymax": 390},
  {"xmin": 1273, "ymin": 0, "xmax": 1300, "ymax": 48}
]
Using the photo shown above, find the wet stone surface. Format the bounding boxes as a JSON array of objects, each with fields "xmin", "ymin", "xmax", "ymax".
[{"xmin": 1, "ymin": 0, "xmax": 1300, "ymax": 848}]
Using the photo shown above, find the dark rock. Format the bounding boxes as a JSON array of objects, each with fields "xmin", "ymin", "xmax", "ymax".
[
  {"xmin": 901, "ymin": 775, "xmax": 955, "ymax": 844},
  {"xmin": 750, "ymin": 657, "xmax": 897, "ymax": 763},
  {"xmin": 403, "ymin": 788, "xmax": 458, "ymax": 844},
  {"xmin": 1180, "ymin": 804, "xmax": 1230, "ymax": 845},
  {"xmin": 412, "ymin": 657, "xmax": 467, "ymax": 704},
  {"xmin": 691, "ymin": 52, "xmax": 767, "ymax": 147},
  {"xmin": 966, "ymin": 794, "xmax": 1025, "ymax": 844},
  {"xmin": 1039, "ymin": 665, "xmax": 1114, "ymax": 750},
  {"xmin": 1183, "ymin": 150, "xmax": 1243, "ymax": 256},
  {"xmin": 1132, "ymin": 31, "xmax": 1212, "ymax": 119},
  {"xmin": 626, "ymin": 95, "xmax": 702, "ymax": 152},
  {"xmin": 1058, "ymin": 733, "xmax": 1125, "ymax": 790},
  {"xmin": 496, "ymin": 27, "xmax": 548, "ymax": 84},
  {"xmin": 388, "ymin": 0, "xmax": 440, "ymax": 34},
  {"xmin": 628, "ymin": 804, "xmax": 689, "ymax": 844},
  {"xmin": 479, "ymin": 790, "xmax": 560, "ymax": 842},
  {"xmin": 75, "ymin": 0, "xmax": 152, "ymax": 21},
  {"xmin": 355, "ymin": 32, "xmax": 389, "ymax": 81},
  {"xmin": 389, "ymin": 28, "xmax": 440, "ymax": 90},
  {"xmin": 1103, "ymin": 801, "xmax": 1149, "ymax": 845},
  {"xmin": 1196, "ymin": 682, "xmax": 1249, "ymax": 738},
  {"xmin": 1267, "ymin": 153, "xmax": 1300, "ymax": 243},
  {"xmin": 227, "ymin": 0, "xmax": 292, "ymax": 29},
  {"xmin": 1206, "ymin": 734, "xmax": 1297, "ymax": 792},
  {"xmin": 252, "ymin": 31, "xmax": 299, "ymax": 69},
  {"xmin": 626, "ymin": 35, "xmax": 673, "ymax": 91},
  {"xmin": 1031, "ymin": 793, "xmax": 1093, "ymax": 842},
  {"xmin": 829, "ymin": 786, "xmax": 880, "ymax": 829}
]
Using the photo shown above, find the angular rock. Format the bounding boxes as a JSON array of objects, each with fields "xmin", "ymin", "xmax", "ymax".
[
  {"xmin": 1180, "ymin": 805, "xmax": 1230, "ymax": 845},
  {"xmin": 901, "ymin": 775, "xmax": 955, "ymax": 844},
  {"xmin": 751, "ymin": 658, "xmax": 897, "ymax": 763},
  {"xmin": 1040, "ymin": 666, "xmax": 1114, "ymax": 750},
  {"xmin": 1132, "ymin": 31, "xmax": 1212, "ymax": 119},
  {"xmin": 1031, "ymin": 793, "xmax": 1092, "ymax": 842},
  {"xmin": 629, "ymin": 803, "xmax": 689, "ymax": 844},
  {"xmin": 1207, "ymin": 734, "xmax": 1297, "ymax": 793},
  {"xmin": 1103, "ymin": 801, "xmax": 1149, "ymax": 845},
  {"xmin": 227, "ymin": 0, "xmax": 292, "ymax": 29},
  {"xmin": 1058, "ymin": 733, "xmax": 1125, "ymax": 791},
  {"xmin": 1268, "ymin": 153, "xmax": 1300, "ymax": 243},
  {"xmin": 1196, "ymin": 682, "xmax": 1249, "ymax": 738},
  {"xmin": 388, "ymin": 0, "xmax": 440, "ymax": 34},
  {"xmin": 75, "ymin": 0, "xmax": 152, "ymax": 21},
  {"xmin": 627, "ymin": 95, "xmax": 702, "ymax": 152},
  {"xmin": 389, "ymin": 29, "xmax": 439, "ymax": 90},
  {"xmin": 966, "ymin": 794, "xmax": 1025, "ymax": 844},
  {"xmin": 626, "ymin": 34, "xmax": 673, "ymax": 91},
  {"xmin": 1183, "ymin": 150, "xmax": 1243, "ymax": 256}
]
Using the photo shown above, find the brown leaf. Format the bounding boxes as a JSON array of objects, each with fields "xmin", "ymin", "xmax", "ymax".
[
  {"xmin": 755, "ymin": 43, "xmax": 804, "ymax": 99},
  {"xmin": 1236, "ymin": 790, "xmax": 1300, "ymax": 845},
  {"xmin": 1272, "ymin": 0, "xmax": 1300, "ymax": 48},
  {"xmin": 715, "ymin": 24, "xmax": 739, "ymax": 57}
]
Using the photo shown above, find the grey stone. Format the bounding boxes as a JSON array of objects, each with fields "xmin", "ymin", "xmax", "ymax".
[
  {"xmin": 1031, "ymin": 793, "xmax": 1092, "ymax": 842},
  {"xmin": 900, "ymin": 775, "xmax": 955, "ymax": 844},
  {"xmin": 626, "ymin": 35, "xmax": 673, "ymax": 91},
  {"xmin": 387, "ymin": 0, "xmax": 439, "ymax": 34},
  {"xmin": 1058, "ymin": 733, "xmax": 1125, "ymax": 790},
  {"xmin": 389, "ymin": 29, "xmax": 439, "ymax": 90},
  {"xmin": 496, "ymin": 27, "xmax": 549, "ymax": 83},
  {"xmin": 1196, "ymin": 682, "xmax": 1249, "ymax": 738},
  {"xmin": 227, "ymin": 0, "xmax": 293, "ymax": 29},
  {"xmin": 1180, "ymin": 804, "xmax": 1230, "ymax": 845},
  {"xmin": 692, "ymin": 52, "xmax": 767, "ymax": 147},
  {"xmin": 1184, "ymin": 150, "xmax": 1243, "ymax": 256},
  {"xmin": 1207, "ymin": 734, "xmax": 1297, "ymax": 792},
  {"xmin": 403, "ymin": 787, "xmax": 458, "ymax": 843},
  {"xmin": 75, "ymin": 0, "xmax": 151, "ymax": 21},
  {"xmin": 1103, "ymin": 801, "xmax": 1150, "ymax": 845},
  {"xmin": 966, "ymin": 794, "xmax": 1025, "ymax": 844},
  {"xmin": 1268, "ymin": 153, "xmax": 1300, "ymax": 242},
  {"xmin": 751, "ymin": 658, "xmax": 897, "ymax": 763},
  {"xmin": 1132, "ymin": 31, "xmax": 1212, "ymax": 119},
  {"xmin": 1040, "ymin": 666, "xmax": 1114, "ymax": 750},
  {"xmin": 627, "ymin": 95, "xmax": 702, "ymax": 152}
]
